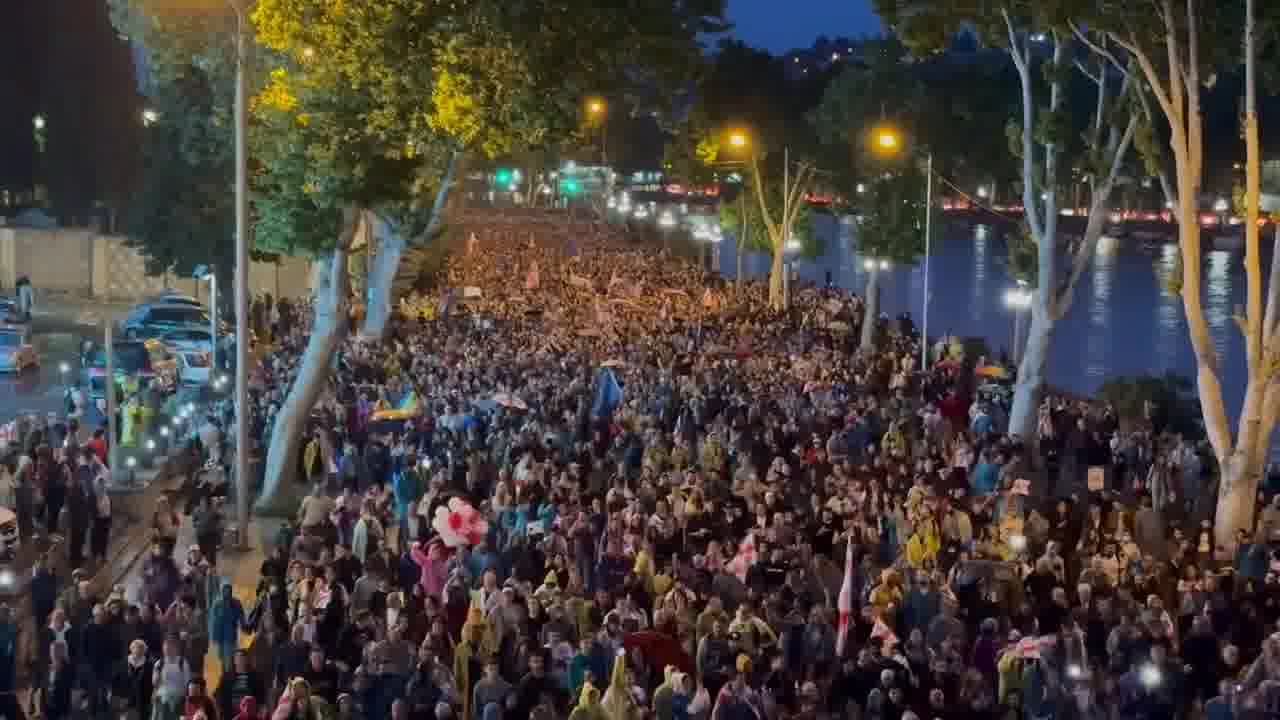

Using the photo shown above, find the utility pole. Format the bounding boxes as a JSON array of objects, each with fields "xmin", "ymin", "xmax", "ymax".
[
  {"xmin": 105, "ymin": 323, "xmax": 118, "ymax": 478},
  {"xmin": 231, "ymin": 0, "xmax": 251, "ymax": 547}
]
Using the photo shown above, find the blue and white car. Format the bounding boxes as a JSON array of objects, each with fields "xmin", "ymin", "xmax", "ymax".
[{"xmin": 0, "ymin": 328, "xmax": 37, "ymax": 373}]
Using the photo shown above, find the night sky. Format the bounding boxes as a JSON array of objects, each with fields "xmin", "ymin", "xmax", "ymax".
[{"xmin": 730, "ymin": 0, "xmax": 883, "ymax": 53}]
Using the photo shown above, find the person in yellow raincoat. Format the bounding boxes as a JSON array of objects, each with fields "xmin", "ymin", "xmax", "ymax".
[
  {"xmin": 601, "ymin": 651, "xmax": 640, "ymax": 720},
  {"xmin": 454, "ymin": 604, "xmax": 499, "ymax": 720},
  {"xmin": 882, "ymin": 420, "xmax": 908, "ymax": 457},
  {"xmin": 868, "ymin": 569, "xmax": 904, "ymax": 612},
  {"xmin": 569, "ymin": 681, "xmax": 608, "ymax": 720},
  {"xmin": 906, "ymin": 508, "xmax": 942, "ymax": 569},
  {"xmin": 120, "ymin": 395, "xmax": 140, "ymax": 447},
  {"xmin": 633, "ymin": 545, "xmax": 656, "ymax": 596}
]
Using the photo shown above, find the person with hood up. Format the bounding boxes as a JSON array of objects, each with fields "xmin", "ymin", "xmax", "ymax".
[
  {"xmin": 651, "ymin": 666, "xmax": 692, "ymax": 720},
  {"xmin": 454, "ymin": 604, "xmax": 499, "ymax": 720},
  {"xmin": 210, "ymin": 580, "xmax": 248, "ymax": 671},
  {"xmin": 601, "ymin": 651, "xmax": 640, "ymax": 720},
  {"xmin": 569, "ymin": 681, "xmax": 608, "ymax": 720}
]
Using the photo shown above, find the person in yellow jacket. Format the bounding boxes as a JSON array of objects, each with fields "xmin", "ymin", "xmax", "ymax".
[
  {"xmin": 868, "ymin": 569, "xmax": 904, "ymax": 612},
  {"xmin": 120, "ymin": 395, "xmax": 139, "ymax": 447},
  {"xmin": 303, "ymin": 436, "xmax": 323, "ymax": 483},
  {"xmin": 454, "ymin": 604, "xmax": 499, "ymax": 720},
  {"xmin": 633, "ymin": 545, "xmax": 656, "ymax": 596},
  {"xmin": 601, "ymin": 651, "xmax": 640, "ymax": 720},
  {"xmin": 906, "ymin": 511, "xmax": 942, "ymax": 569},
  {"xmin": 570, "ymin": 681, "xmax": 608, "ymax": 720}
]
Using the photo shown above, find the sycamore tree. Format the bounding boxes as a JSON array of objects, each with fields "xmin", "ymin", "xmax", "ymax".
[
  {"xmin": 876, "ymin": 0, "xmax": 1139, "ymax": 441},
  {"xmin": 1081, "ymin": 0, "xmax": 1280, "ymax": 549}
]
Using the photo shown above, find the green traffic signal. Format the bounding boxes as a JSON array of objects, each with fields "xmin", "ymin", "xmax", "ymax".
[{"xmin": 495, "ymin": 169, "xmax": 512, "ymax": 184}]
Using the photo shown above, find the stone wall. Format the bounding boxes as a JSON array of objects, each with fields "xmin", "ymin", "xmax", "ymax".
[{"xmin": 0, "ymin": 229, "xmax": 313, "ymax": 300}]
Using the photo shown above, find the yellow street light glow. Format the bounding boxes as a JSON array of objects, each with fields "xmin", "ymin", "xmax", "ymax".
[
  {"xmin": 588, "ymin": 99, "xmax": 605, "ymax": 114},
  {"xmin": 876, "ymin": 130, "xmax": 899, "ymax": 150},
  {"xmin": 729, "ymin": 132, "xmax": 748, "ymax": 148}
]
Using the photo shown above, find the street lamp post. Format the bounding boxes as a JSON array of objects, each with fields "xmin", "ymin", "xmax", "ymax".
[
  {"xmin": 872, "ymin": 126, "xmax": 932, "ymax": 371},
  {"xmin": 230, "ymin": 0, "xmax": 251, "ymax": 547}
]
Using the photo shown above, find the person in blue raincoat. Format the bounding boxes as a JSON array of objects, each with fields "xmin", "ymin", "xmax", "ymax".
[{"xmin": 209, "ymin": 581, "xmax": 247, "ymax": 671}]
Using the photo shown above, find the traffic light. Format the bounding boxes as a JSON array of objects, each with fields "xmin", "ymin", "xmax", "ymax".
[
  {"xmin": 561, "ymin": 178, "xmax": 581, "ymax": 195},
  {"xmin": 495, "ymin": 169, "xmax": 512, "ymax": 185}
]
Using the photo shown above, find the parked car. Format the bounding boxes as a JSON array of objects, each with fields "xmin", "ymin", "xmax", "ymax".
[
  {"xmin": 0, "ymin": 299, "xmax": 28, "ymax": 329},
  {"xmin": 145, "ymin": 331, "xmax": 209, "ymax": 386},
  {"xmin": 81, "ymin": 340, "xmax": 156, "ymax": 399},
  {"xmin": 174, "ymin": 347, "xmax": 213, "ymax": 386},
  {"xmin": 0, "ymin": 327, "xmax": 37, "ymax": 372},
  {"xmin": 121, "ymin": 301, "xmax": 212, "ymax": 341},
  {"xmin": 148, "ymin": 290, "xmax": 205, "ymax": 308}
]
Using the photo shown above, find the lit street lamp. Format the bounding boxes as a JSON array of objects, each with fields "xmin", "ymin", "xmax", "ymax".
[
  {"xmin": 142, "ymin": 109, "xmax": 160, "ymax": 126},
  {"xmin": 871, "ymin": 125, "xmax": 933, "ymax": 371}
]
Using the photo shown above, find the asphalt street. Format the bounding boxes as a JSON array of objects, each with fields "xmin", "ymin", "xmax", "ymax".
[{"xmin": 0, "ymin": 299, "xmax": 131, "ymax": 423}]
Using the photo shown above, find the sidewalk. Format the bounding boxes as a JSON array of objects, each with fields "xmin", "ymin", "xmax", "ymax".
[{"xmin": 118, "ymin": 512, "xmax": 276, "ymax": 690}]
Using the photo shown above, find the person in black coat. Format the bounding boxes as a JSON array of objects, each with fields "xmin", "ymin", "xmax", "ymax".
[
  {"xmin": 110, "ymin": 639, "xmax": 155, "ymax": 720},
  {"xmin": 30, "ymin": 555, "xmax": 59, "ymax": 634},
  {"xmin": 36, "ymin": 640, "xmax": 74, "ymax": 720},
  {"xmin": 64, "ymin": 470, "xmax": 91, "ymax": 571}
]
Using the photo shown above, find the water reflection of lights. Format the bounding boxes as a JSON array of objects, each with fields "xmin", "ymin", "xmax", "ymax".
[
  {"xmin": 1206, "ymin": 251, "xmax": 1232, "ymax": 359},
  {"xmin": 1086, "ymin": 237, "xmax": 1114, "ymax": 380},
  {"xmin": 1154, "ymin": 243, "xmax": 1180, "ymax": 363},
  {"xmin": 972, "ymin": 223, "xmax": 988, "ymax": 323}
]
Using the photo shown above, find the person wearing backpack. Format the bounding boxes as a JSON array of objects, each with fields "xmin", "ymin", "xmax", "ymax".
[{"xmin": 153, "ymin": 635, "xmax": 193, "ymax": 720}]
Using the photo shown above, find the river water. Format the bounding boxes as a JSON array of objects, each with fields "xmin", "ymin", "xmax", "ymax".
[{"xmin": 717, "ymin": 214, "xmax": 1255, "ymax": 417}]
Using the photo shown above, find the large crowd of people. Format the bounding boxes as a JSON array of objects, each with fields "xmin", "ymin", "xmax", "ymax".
[{"xmin": 11, "ymin": 209, "xmax": 1280, "ymax": 720}]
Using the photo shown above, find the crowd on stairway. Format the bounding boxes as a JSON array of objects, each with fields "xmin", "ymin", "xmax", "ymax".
[{"xmin": 10, "ymin": 212, "xmax": 1280, "ymax": 720}]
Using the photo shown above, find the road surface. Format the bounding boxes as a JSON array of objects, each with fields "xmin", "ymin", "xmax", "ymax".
[{"xmin": 0, "ymin": 298, "xmax": 132, "ymax": 423}]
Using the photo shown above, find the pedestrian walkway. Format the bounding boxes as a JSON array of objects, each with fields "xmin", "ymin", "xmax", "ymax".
[{"xmin": 119, "ymin": 513, "xmax": 271, "ymax": 691}]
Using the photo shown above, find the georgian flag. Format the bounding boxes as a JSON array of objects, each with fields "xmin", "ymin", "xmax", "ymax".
[{"xmin": 836, "ymin": 536, "xmax": 855, "ymax": 657}]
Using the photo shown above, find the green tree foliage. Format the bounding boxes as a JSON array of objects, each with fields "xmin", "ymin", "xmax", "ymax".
[
  {"xmin": 124, "ymin": 65, "xmax": 235, "ymax": 279},
  {"xmin": 109, "ymin": 0, "xmax": 248, "ymax": 279},
  {"xmin": 857, "ymin": 164, "xmax": 929, "ymax": 265},
  {"xmin": 250, "ymin": 0, "xmax": 727, "ymax": 254}
]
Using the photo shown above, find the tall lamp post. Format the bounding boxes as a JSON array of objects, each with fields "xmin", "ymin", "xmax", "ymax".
[
  {"xmin": 871, "ymin": 126, "xmax": 933, "ymax": 371},
  {"xmin": 587, "ymin": 98, "xmax": 607, "ymax": 166},
  {"xmin": 732, "ymin": 131, "xmax": 747, "ymax": 283},
  {"xmin": 229, "ymin": 0, "xmax": 252, "ymax": 547}
]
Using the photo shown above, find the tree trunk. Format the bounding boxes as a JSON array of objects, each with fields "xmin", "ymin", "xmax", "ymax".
[
  {"xmin": 860, "ymin": 266, "xmax": 880, "ymax": 350},
  {"xmin": 1007, "ymin": 307, "xmax": 1052, "ymax": 440},
  {"xmin": 1216, "ymin": 450, "xmax": 1264, "ymax": 551},
  {"xmin": 768, "ymin": 250, "xmax": 785, "ymax": 310},
  {"xmin": 736, "ymin": 238, "xmax": 745, "ymax": 282},
  {"xmin": 255, "ymin": 212, "xmax": 357, "ymax": 514},
  {"xmin": 360, "ymin": 211, "xmax": 402, "ymax": 339},
  {"xmin": 361, "ymin": 152, "xmax": 460, "ymax": 338}
]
